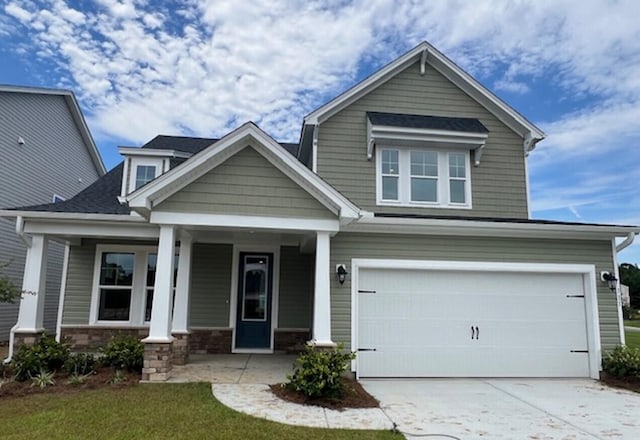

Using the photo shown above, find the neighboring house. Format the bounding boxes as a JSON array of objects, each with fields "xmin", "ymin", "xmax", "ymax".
[
  {"xmin": 0, "ymin": 86, "xmax": 105, "ymax": 343},
  {"xmin": 1, "ymin": 42, "xmax": 638, "ymax": 381}
]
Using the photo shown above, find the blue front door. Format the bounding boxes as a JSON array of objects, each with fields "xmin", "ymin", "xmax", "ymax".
[{"xmin": 235, "ymin": 253, "xmax": 273, "ymax": 349}]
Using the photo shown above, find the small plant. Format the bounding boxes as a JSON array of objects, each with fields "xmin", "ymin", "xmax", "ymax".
[
  {"xmin": 12, "ymin": 335, "xmax": 71, "ymax": 381},
  {"xmin": 107, "ymin": 369, "xmax": 126, "ymax": 384},
  {"xmin": 602, "ymin": 345, "xmax": 640, "ymax": 378},
  {"xmin": 67, "ymin": 372, "xmax": 93, "ymax": 385},
  {"xmin": 286, "ymin": 343, "xmax": 355, "ymax": 399},
  {"xmin": 64, "ymin": 352, "xmax": 96, "ymax": 376},
  {"xmin": 31, "ymin": 369, "xmax": 55, "ymax": 388},
  {"xmin": 99, "ymin": 336, "xmax": 144, "ymax": 373}
]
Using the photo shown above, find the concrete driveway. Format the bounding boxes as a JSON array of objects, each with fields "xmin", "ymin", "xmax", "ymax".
[{"xmin": 361, "ymin": 379, "xmax": 639, "ymax": 439}]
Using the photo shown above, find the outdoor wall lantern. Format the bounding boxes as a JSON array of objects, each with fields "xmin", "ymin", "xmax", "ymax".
[
  {"xmin": 336, "ymin": 264, "xmax": 348, "ymax": 285},
  {"xmin": 600, "ymin": 271, "xmax": 618, "ymax": 292}
]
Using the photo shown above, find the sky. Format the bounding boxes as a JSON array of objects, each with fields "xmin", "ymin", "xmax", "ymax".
[{"xmin": 1, "ymin": 0, "xmax": 639, "ymax": 264}]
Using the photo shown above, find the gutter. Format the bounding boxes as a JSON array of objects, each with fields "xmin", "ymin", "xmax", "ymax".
[
  {"xmin": 615, "ymin": 232, "xmax": 636, "ymax": 252},
  {"xmin": 15, "ymin": 216, "xmax": 31, "ymax": 247}
]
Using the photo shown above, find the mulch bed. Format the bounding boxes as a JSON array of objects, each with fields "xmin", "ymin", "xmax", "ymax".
[
  {"xmin": 269, "ymin": 377, "xmax": 380, "ymax": 410},
  {"xmin": 600, "ymin": 373, "xmax": 640, "ymax": 393},
  {"xmin": 0, "ymin": 367, "xmax": 141, "ymax": 399}
]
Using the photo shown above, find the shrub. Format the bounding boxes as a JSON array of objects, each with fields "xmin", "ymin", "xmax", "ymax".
[
  {"xmin": 602, "ymin": 345, "xmax": 640, "ymax": 378},
  {"xmin": 64, "ymin": 352, "xmax": 96, "ymax": 376},
  {"xmin": 99, "ymin": 336, "xmax": 144, "ymax": 372},
  {"xmin": 107, "ymin": 369, "xmax": 127, "ymax": 384},
  {"xmin": 12, "ymin": 335, "xmax": 70, "ymax": 381},
  {"xmin": 286, "ymin": 343, "xmax": 355, "ymax": 399},
  {"xmin": 67, "ymin": 372, "xmax": 92, "ymax": 385},
  {"xmin": 31, "ymin": 369, "xmax": 55, "ymax": 388}
]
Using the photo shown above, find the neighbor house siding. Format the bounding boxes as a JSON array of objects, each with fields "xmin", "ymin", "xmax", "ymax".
[
  {"xmin": 157, "ymin": 146, "xmax": 335, "ymax": 219},
  {"xmin": 190, "ymin": 243, "xmax": 233, "ymax": 328},
  {"xmin": 278, "ymin": 246, "xmax": 313, "ymax": 329},
  {"xmin": 0, "ymin": 92, "xmax": 101, "ymax": 340},
  {"xmin": 61, "ymin": 242, "xmax": 96, "ymax": 325},
  {"xmin": 330, "ymin": 233, "xmax": 619, "ymax": 351},
  {"xmin": 316, "ymin": 61, "xmax": 528, "ymax": 218}
]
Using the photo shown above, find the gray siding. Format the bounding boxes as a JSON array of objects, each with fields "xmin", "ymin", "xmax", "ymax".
[
  {"xmin": 0, "ymin": 92, "xmax": 101, "ymax": 340},
  {"xmin": 330, "ymin": 233, "xmax": 619, "ymax": 351},
  {"xmin": 158, "ymin": 146, "xmax": 335, "ymax": 219},
  {"xmin": 278, "ymin": 246, "xmax": 312, "ymax": 329},
  {"xmin": 317, "ymin": 61, "xmax": 528, "ymax": 218},
  {"xmin": 190, "ymin": 243, "xmax": 233, "ymax": 327},
  {"xmin": 61, "ymin": 243, "xmax": 95, "ymax": 325}
]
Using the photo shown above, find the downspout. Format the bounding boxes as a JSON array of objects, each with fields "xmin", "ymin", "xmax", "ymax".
[
  {"xmin": 612, "ymin": 232, "xmax": 635, "ymax": 348},
  {"xmin": 5, "ymin": 216, "xmax": 32, "ymax": 363},
  {"xmin": 615, "ymin": 232, "xmax": 635, "ymax": 252}
]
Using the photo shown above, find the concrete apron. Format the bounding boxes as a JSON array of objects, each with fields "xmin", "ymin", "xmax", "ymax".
[{"xmin": 361, "ymin": 378, "xmax": 640, "ymax": 440}]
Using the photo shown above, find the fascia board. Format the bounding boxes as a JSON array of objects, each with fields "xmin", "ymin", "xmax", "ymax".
[
  {"xmin": 117, "ymin": 147, "xmax": 193, "ymax": 158},
  {"xmin": 23, "ymin": 218, "xmax": 159, "ymax": 238},
  {"xmin": 0, "ymin": 210, "xmax": 145, "ymax": 222},
  {"xmin": 344, "ymin": 216, "xmax": 640, "ymax": 240}
]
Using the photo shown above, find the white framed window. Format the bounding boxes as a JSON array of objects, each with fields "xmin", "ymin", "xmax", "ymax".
[
  {"xmin": 376, "ymin": 147, "xmax": 472, "ymax": 208},
  {"xmin": 124, "ymin": 156, "xmax": 167, "ymax": 195},
  {"xmin": 90, "ymin": 245, "xmax": 178, "ymax": 326},
  {"xmin": 134, "ymin": 164, "xmax": 157, "ymax": 189}
]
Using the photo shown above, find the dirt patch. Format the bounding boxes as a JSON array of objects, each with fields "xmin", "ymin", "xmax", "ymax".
[
  {"xmin": 600, "ymin": 373, "xmax": 640, "ymax": 394},
  {"xmin": 0, "ymin": 344, "xmax": 8, "ymax": 360},
  {"xmin": 269, "ymin": 378, "xmax": 380, "ymax": 410},
  {"xmin": 0, "ymin": 367, "xmax": 141, "ymax": 399}
]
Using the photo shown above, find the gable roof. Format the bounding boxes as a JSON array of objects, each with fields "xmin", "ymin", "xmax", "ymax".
[
  {"xmin": 303, "ymin": 41, "xmax": 544, "ymax": 142},
  {"xmin": 367, "ymin": 112, "xmax": 489, "ymax": 133},
  {"xmin": 126, "ymin": 122, "xmax": 360, "ymax": 221},
  {"xmin": 0, "ymin": 84, "xmax": 106, "ymax": 176}
]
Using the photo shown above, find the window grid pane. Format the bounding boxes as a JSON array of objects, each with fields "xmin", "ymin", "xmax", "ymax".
[
  {"xmin": 450, "ymin": 180, "xmax": 466, "ymax": 204},
  {"xmin": 449, "ymin": 153, "xmax": 466, "ymax": 178},
  {"xmin": 135, "ymin": 165, "xmax": 156, "ymax": 189},
  {"xmin": 381, "ymin": 149, "xmax": 399, "ymax": 175},
  {"xmin": 410, "ymin": 151, "xmax": 438, "ymax": 177},
  {"xmin": 411, "ymin": 178, "xmax": 438, "ymax": 202},
  {"xmin": 100, "ymin": 253, "xmax": 134, "ymax": 286}
]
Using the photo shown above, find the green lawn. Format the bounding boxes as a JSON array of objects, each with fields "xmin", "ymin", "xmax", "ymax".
[
  {"xmin": 0, "ymin": 383, "xmax": 398, "ymax": 440},
  {"xmin": 625, "ymin": 330, "xmax": 640, "ymax": 349},
  {"xmin": 624, "ymin": 320, "xmax": 640, "ymax": 328}
]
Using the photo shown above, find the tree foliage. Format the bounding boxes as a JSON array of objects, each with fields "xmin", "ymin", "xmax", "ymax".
[
  {"xmin": 0, "ymin": 261, "xmax": 22, "ymax": 304},
  {"xmin": 619, "ymin": 263, "xmax": 640, "ymax": 309}
]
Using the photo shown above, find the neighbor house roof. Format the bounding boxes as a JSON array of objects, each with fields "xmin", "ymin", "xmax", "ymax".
[
  {"xmin": 367, "ymin": 112, "xmax": 489, "ymax": 133},
  {"xmin": 0, "ymin": 84, "xmax": 106, "ymax": 175}
]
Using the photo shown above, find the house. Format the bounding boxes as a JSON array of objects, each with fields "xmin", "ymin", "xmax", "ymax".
[
  {"xmin": 1, "ymin": 42, "xmax": 638, "ymax": 381},
  {"xmin": 0, "ymin": 86, "xmax": 105, "ymax": 345}
]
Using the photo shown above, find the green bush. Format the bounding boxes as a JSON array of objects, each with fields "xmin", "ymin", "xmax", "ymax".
[
  {"xmin": 64, "ymin": 352, "xmax": 96, "ymax": 376},
  {"xmin": 12, "ymin": 335, "xmax": 70, "ymax": 381},
  {"xmin": 286, "ymin": 343, "xmax": 355, "ymax": 399},
  {"xmin": 602, "ymin": 345, "xmax": 640, "ymax": 378},
  {"xmin": 99, "ymin": 336, "xmax": 144, "ymax": 372}
]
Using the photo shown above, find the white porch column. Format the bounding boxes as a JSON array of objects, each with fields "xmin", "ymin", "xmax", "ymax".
[
  {"xmin": 144, "ymin": 225, "xmax": 175, "ymax": 342},
  {"xmin": 171, "ymin": 235, "xmax": 192, "ymax": 334},
  {"xmin": 15, "ymin": 234, "xmax": 48, "ymax": 332},
  {"xmin": 311, "ymin": 231, "xmax": 335, "ymax": 346}
]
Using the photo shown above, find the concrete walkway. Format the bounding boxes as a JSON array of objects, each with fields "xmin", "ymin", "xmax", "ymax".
[
  {"xmin": 625, "ymin": 325, "xmax": 640, "ymax": 332},
  {"xmin": 170, "ymin": 354, "xmax": 393, "ymax": 430}
]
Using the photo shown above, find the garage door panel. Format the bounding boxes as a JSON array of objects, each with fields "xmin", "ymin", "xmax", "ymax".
[{"xmin": 357, "ymin": 266, "xmax": 590, "ymax": 378}]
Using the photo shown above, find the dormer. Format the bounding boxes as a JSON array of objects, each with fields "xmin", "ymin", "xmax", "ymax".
[{"xmin": 118, "ymin": 147, "xmax": 192, "ymax": 197}]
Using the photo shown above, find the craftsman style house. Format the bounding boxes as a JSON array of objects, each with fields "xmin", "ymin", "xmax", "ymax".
[{"xmin": 2, "ymin": 42, "xmax": 637, "ymax": 381}]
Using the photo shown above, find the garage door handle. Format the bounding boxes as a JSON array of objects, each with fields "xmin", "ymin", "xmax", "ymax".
[
  {"xmin": 476, "ymin": 326, "xmax": 479, "ymax": 340},
  {"xmin": 471, "ymin": 326, "xmax": 479, "ymax": 340}
]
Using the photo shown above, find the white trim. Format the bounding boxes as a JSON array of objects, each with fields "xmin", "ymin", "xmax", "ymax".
[
  {"xmin": 150, "ymin": 211, "xmax": 340, "ymax": 232},
  {"xmin": 128, "ymin": 157, "xmax": 164, "ymax": 194},
  {"xmin": 345, "ymin": 214, "xmax": 640, "ymax": 240},
  {"xmin": 52, "ymin": 194, "xmax": 66, "ymax": 203},
  {"xmin": 304, "ymin": 41, "xmax": 544, "ymax": 141},
  {"xmin": 125, "ymin": 122, "xmax": 360, "ymax": 221},
  {"xmin": 0, "ymin": 210, "xmax": 148, "ymax": 222},
  {"xmin": 350, "ymin": 258, "xmax": 601, "ymax": 379},
  {"xmin": 55, "ymin": 243, "xmax": 70, "ymax": 342},
  {"xmin": 229, "ymin": 244, "xmax": 280, "ymax": 353},
  {"xmin": 118, "ymin": 147, "xmax": 193, "ymax": 159},
  {"xmin": 312, "ymin": 125, "xmax": 319, "ymax": 173},
  {"xmin": 524, "ymin": 154, "xmax": 532, "ymax": 219},
  {"xmin": 15, "ymin": 235, "xmax": 48, "ymax": 332},
  {"xmin": 612, "ymin": 238, "xmax": 626, "ymax": 346},
  {"xmin": 22, "ymin": 218, "xmax": 159, "ymax": 239}
]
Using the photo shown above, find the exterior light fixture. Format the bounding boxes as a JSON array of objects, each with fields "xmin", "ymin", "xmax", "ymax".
[
  {"xmin": 336, "ymin": 264, "xmax": 348, "ymax": 285},
  {"xmin": 600, "ymin": 271, "xmax": 618, "ymax": 292}
]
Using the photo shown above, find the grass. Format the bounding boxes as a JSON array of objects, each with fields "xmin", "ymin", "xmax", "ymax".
[
  {"xmin": 625, "ymin": 330, "xmax": 640, "ymax": 349},
  {"xmin": 624, "ymin": 320, "xmax": 640, "ymax": 328},
  {"xmin": 0, "ymin": 383, "xmax": 398, "ymax": 440}
]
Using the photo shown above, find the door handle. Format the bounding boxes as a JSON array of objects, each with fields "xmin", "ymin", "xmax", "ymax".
[
  {"xmin": 475, "ymin": 326, "xmax": 479, "ymax": 340},
  {"xmin": 471, "ymin": 326, "xmax": 480, "ymax": 340},
  {"xmin": 471, "ymin": 326, "xmax": 475, "ymax": 340}
]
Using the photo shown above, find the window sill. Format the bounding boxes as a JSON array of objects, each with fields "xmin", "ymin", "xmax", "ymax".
[{"xmin": 377, "ymin": 201, "xmax": 473, "ymax": 209}]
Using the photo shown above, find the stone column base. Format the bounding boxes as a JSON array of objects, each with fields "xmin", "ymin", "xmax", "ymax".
[
  {"xmin": 142, "ymin": 342, "xmax": 173, "ymax": 382},
  {"xmin": 172, "ymin": 333, "xmax": 190, "ymax": 365},
  {"xmin": 12, "ymin": 330, "xmax": 45, "ymax": 353}
]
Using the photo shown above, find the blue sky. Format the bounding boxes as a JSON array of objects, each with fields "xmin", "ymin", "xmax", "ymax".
[{"xmin": 1, "ymin": 0, "xmax": 639, "ymax": 263}]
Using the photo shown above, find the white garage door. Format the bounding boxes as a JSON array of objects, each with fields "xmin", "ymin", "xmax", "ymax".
[{"xmin": 356, "ymin": 267, "xmax": 591, "ymax": 378}]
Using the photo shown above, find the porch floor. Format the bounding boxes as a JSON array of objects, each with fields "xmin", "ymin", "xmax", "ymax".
[{"xmin": 168, "ymin": 354, "xmax": 297, "ymax": 384}]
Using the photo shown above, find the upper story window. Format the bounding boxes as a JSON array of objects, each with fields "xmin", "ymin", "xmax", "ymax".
[
  {"xmin": 377, "ymin": 147, "xmax": 471, "ymax": 208},
  {"xmin": 134, "ymin": 165, "xmax": 157, "ymax": 189}
]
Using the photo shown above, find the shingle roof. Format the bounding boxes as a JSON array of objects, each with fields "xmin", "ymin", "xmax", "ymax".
[
  {"xmin": 367, "ymin": 111, "xmax": 489, "ymax": 133},
  {"xmin": 8, "ymin": 135, "xmax": 300, "ymax": 215}
]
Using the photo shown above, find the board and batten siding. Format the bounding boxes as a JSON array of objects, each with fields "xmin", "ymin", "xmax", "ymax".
[
  {"xmin": 157, "ymin": 146, "xmax": 335, "ymax": 220},
  {"xmin": 316, "ymin": 61, "xmax": 528, "ymax": 218},
  {"xmin": 330, "ymin": 233, "xmax": 620, "ymax": 351},
  {"xmin": 190, "ymin": 243, "xmax": 233, "ymax": 328},
  {"xmin": 0, "ymin": 92, "xmax": 101, "ymax": 340},
  {"xmin": 278, "ymin": 246, "xmax": 313, "ymax": 329}
]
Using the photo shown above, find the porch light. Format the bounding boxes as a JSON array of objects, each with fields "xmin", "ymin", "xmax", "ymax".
[
  {"xmin": 336, "ymin": 264, "xmax": 348, "ymax": 285},
  {"xmin": 600, "ymin": 271, "xmax": 618, "ymax": 292}
]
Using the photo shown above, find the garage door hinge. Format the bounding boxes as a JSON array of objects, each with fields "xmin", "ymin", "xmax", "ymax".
[
  {"xmin": 358, "ymin": 289, "xmax": 376, "ymax": 294},
  {"xmin": 357, "ymin": 348, "xmax": 377, "ymax": 352},
  {"xmin": 566, "ymin": 294, "xmax": 585, "ymax": 298},
  {"xmin": 570, "ymin": 350, "xmax": 589, "ymax": 353}
]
